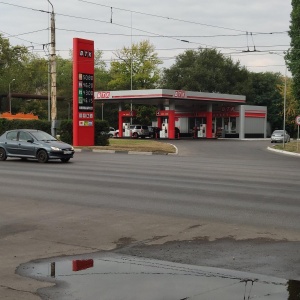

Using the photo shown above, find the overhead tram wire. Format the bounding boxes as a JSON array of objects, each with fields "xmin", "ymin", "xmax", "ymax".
[
  {"xmin": 54, "ymin": 27, "xmax": 289, "ymax": 54},
  {"xmin": 0, "ymin": 1, "xmax": 290, "ymax": 69},
  {"xmin": 56, "ymin": 27, "xmax": 288, "ymax": 39},
  {"xmin": 1, "ymin": 0, "xmax": 289, "ymax": 37},
  {"xmin": 0, "ymin": 1, "xmax": 289, "ymax": 54},
  {"xmin": 54, "ymin": 12, "xmax": 201, "ymax": 45},
  {"xmin": 3, "ymin": 28, "xmax": 49, "ymax": 39},
  {"xmin": 77, "ymin": 0, "xmax": 245, "ymax": 33},
  {"xmin": 76, "ymin": 0, "xmax": 290, "ymax": 36},
  {"xmin": 0, "ymin": 1, "xmax": 50, "ymax": 14}
]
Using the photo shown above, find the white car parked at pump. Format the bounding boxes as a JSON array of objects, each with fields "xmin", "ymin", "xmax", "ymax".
[{"xmin": 108, "ymin": 127, "xmax": 116, "ymax": 138}]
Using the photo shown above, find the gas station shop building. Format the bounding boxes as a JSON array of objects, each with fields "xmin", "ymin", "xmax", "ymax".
[{"xmin": 94, "ymin": 89, "xmax": 267, "ymax": 139}]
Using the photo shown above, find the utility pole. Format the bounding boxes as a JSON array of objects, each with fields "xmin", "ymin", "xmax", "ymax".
[
  {"xmin": 8, "ymin": 79, "xmax": 15, "ymax": 113},
  {"xmin": 47, "ymin": 0, "xmax": 57, "ymax": 137}
]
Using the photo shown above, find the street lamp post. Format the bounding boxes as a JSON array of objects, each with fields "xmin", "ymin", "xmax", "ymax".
[
  {"xmin": 47, "ymin": 0, "xmax": 57, "ymax": 137},
  {"xmin": 8, "ymin": 79, "xmax": 15, "ymax": 113}
]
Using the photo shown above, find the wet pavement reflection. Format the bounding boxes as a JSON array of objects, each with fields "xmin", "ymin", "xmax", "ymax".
[{"xmin": 18, "ymin": 254, "xmax": 300, "ymax": 300}]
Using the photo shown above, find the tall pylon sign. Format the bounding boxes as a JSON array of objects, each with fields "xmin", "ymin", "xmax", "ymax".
[{"xmin": 73, "ymin": 38, "xmax": 95, "ymax": 146}]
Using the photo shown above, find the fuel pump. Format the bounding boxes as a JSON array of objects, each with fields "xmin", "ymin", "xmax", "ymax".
[
  {"xmin": 160, "ymin": 123, "xmax": 168, "ymax": 138},
  {"xmin": 198, "ymin": 124, "xmax": 206, "ymax": 138},
  {"xmin": 193, "ymin": 126, "xmax": 198, "ymax": 139},
  {"xmin": 123, "ymin": 123, "xmax": 131, "ymax": 137}
]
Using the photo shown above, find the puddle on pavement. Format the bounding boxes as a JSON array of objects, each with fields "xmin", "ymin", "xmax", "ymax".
[{"xmin": 18, "ymin": 253, "xmax": 300, "ymax": 300}]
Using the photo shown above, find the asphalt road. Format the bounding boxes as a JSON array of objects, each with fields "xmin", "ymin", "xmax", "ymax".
[
  {"xmin": 1, "ymin": 139, "xmax": 300, "ymax": 299},
  {"xmin": 1, "ymin": 140, "xmax": 299, "ymax": 231}
]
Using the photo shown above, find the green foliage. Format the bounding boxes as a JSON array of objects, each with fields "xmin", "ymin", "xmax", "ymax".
[
  {"xmin": 2, "ymin": 33, "xmax": 295, "ymax": 134},
  {"xmin": 95, "ymin": 119, "xmax": 110, "ymax": 146},
  {"xmin": 94, "ymin": 50, "xmax": 111, "ymax": 91},
  {"xmin": 59, "ymin": 120, "xmax": 73, "ymax": 144},
  {"xmin": 108, "ymin": 40, "xmax": 162, "ymax": 90},
  {"xmin": 160, "ymin": 48, "xmax": 251, "ymax": 95},
  {"xmin": 59, "ymin": 119, "xmax": 110, "ymax": 146},
  {"xmin": 130, "ymin": 105, "xmax": 157, "ymax": 125},
  {"xmin": 0, "ymin": 119, "xmax": 110, "ymax": 146},
  {"xmin": 286, "ymin": 0, "xmax": 300, "ymax": 100},
  {"xmin": 18, "ymin": 100, "xmax": 48, "ymax": 119},
  {"xmin": 94, "ymin": 102, "xmax": 119, "ymax": 128},
  {"xmin": 56, "ymin": 56, "xmax": 72, "ymax": 101},
  {"xmin": 246, "ymin": 72, "xmax": 283, "ymax": 130},
  {"xmin": 278, "ymin": 77, "xmax": 300, "ymax": 136},
  {"xmin": 0, "ymin": 119, "xmax": 50, "ymax": 135}
]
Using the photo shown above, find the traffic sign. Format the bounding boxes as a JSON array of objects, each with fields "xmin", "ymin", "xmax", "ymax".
[{"xmin": 296, "ymin": 115, "xmax": 300, "ymax": 125}]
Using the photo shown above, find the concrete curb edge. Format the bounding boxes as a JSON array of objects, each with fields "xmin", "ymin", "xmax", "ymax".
[
  {"xmin": 74, "ymin": 143, "xmax": 178, "ymax": 156},
  {"xmin": 267, "ymin": 146, "xmax": 300, "ymax": 157}
]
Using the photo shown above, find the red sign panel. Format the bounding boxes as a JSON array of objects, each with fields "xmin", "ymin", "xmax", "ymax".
[
  {"xmin": 120, "ymin": 110, "xmax": 137, "ymax": 117},
  {"xmin": 97, "ymin": 91, "xmax": 111, "ymax": 99},
  {"xmin": 174, "ymin": 90, "xmax": 186, "ymax": 98},
  {"xmin": 73, "ymin": 38, "xmax": 95, "ymax": 146},
  {"xmin": 156, "ymin": 110, "xmax": 169, "ymax": 117}
]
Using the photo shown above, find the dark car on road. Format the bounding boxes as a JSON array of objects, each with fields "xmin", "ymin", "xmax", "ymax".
[
  {"xmin": 0, "ymin": 129, "xmax": 75, "ymax": 163},
  {"xmin": 148, "ymin": 126, "xmax": 161, "ymax": 138},
  {"xmin": 148, "ymin": 126, "xmax": 180, "ymax": 138}
]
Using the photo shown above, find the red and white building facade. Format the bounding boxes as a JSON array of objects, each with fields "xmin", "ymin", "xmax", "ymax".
[{"xmin": 94, "ymin": 89, "xmax": 267, "ymax": 139}]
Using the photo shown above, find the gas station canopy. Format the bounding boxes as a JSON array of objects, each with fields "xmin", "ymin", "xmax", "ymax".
[
  {"xmin": 94, "ymin": 89, "xmax": 266, "ymax": 140},
  {"xmin": 94, "ymin": 89, "xmax": 246, "ymax": 106}
]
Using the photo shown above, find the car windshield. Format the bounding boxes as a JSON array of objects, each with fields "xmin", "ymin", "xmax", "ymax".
[
  {"xmin": 30, "ymin": 131, "xmax": 57, "ymax": 141},
  {"xmin": 273, "ymin": 130, "xmax": 284, "ymax": 134}
]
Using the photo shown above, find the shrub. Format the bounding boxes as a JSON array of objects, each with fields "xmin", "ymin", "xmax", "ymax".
[{"xmin": 0, "ymin": 119, "xmax": 109, "ymax": 146}]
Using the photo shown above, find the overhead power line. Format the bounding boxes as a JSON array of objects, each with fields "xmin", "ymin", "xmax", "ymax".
[
  {"xmin": 0, "ymin": 1, "xmax": 289, "ymax": 53},
  {"xmin": 76, "ymin": 0, "xmax": 253, "ymax": 34},
  {"xmin": 0, "ymin": 1, "xmax": 50, "ymax": 14}
]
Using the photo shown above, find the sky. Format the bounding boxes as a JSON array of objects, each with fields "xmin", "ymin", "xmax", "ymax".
[{"xmin": 0, "ymin": 0, "xmax": 292, "ymax": 77}]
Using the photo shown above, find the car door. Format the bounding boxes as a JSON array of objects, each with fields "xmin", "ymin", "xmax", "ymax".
[
  {"xmin": 3, "ymin": 131, "xmax": 19, "ymax": 155},
  {"xmin": 17, "ymin": 131, "xmax": 36, "ymax": 157}
]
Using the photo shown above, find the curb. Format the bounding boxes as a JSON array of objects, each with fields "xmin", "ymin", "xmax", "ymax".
[
  {"xmin": 74, "ymin": 143, "xmax": 178, "ymax": 156},
  {"xmin": 267, "ymin": 146, "xmax": 300, "ymax": 157}
]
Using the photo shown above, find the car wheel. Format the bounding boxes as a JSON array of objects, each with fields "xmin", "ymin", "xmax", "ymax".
[
  {"xmin": 0, "ymin": 148, "xmax": 7, "ymax": 161},
  {"xmin": 37, "ymin": 150, "xmax": 48, "ymax": 163},
  {"xmin": 116, "ymin": 133, "xmax": 119, "ymax": 137},
  {"xmin": 132, "ymin": 132, "xmax": 138, "ymax": 138},
  {"xmin": 61, "ymin": 158, "xmax": 70, "ymax": 163}
]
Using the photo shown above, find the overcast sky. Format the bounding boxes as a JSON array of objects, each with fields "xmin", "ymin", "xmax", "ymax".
[{"xmin": 1, "ymin": 0, "xmax": 292, "ymax": 77}]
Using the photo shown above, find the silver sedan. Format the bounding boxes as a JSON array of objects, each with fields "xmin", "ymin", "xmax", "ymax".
[{"xmin": 270, "ymin": 130, "xmax": 290, "ymax": 143}]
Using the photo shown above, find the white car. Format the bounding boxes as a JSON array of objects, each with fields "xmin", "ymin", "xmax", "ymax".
[
  {"xmin": 271, "ymin": 130, "xmax": 290, "ymax": 143},
  {"xmin": 108, "ymin": 127, "xmax": 116, "ymax": 138}
]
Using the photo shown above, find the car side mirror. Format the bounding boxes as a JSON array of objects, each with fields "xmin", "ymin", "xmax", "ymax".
[{"xmin": 27, "ymin": 138, "xmax": 34, "ymax": 143}]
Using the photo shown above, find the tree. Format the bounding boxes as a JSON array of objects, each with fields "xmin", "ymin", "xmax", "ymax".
[
  {"xmin": 94, "ymin": 50, "xmax": 111, "ymax": 91},
  {"xmin": 286, "ymin": 0, "xmax": 300, "ymax": 100},
  {"xmin": 108, "ymin": 40, "xmax": 162, "ymax": 90},
  {"xmin": 160, "ymin": 48, "xmax": 251, "ymax": 95},
  {"xmin": 246, "ymin": 72, "xmax": 283, "ymax": 131},
  {"xmin": 278, "ymin": 76, "xmax": 299, "ymax": 136},
  {"xmin": 0, "ymin": 34, "xmax": 29, "ymax": 111}
]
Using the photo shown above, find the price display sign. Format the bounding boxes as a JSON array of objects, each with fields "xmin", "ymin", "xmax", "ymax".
[
  {"xmin": 73, "ymin": 38, "xmax": 95, "ymax": 146},
  {"xmin": 78, "ymin": 73, "xmax": 94, "ymax": 112}
]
